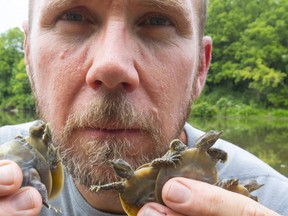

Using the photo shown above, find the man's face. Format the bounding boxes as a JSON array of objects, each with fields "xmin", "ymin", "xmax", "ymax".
[{"xmin": 24, "ymin": 0, "xmax": 210, "ymax": 187}]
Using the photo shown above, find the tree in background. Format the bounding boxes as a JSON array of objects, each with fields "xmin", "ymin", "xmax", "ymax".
[
  {"xmin": 204, "ymin": 0, "xmax": 288, "ymax": 108},
  {"xmin": 0, "ymin": 27, "xmax": 34, "ymax": 110}
]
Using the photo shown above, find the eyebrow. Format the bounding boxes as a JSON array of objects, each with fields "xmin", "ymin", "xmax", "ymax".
[
  {"xmin": 46, "ymin": 0, "xmax": 79, "ymax": 8},
  {"xmin": 139, "ymin": 0, "xmax": 191, "ymax": 19}
]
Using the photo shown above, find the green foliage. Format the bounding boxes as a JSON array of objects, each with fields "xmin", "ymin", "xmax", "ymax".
[
  {"xmin": 205, "ymin": 0, "xmax": 288, "ymax": 108},
  {"xmin": 270, "ymin": 109, "xmax": 288, "ymax": 117},
  {"xmin": 0, "ymin": 28, "xmax": 35, "ymax": 110},
  {"xmin": 0, "ymin": 111, "xmax": 36, "ymax": 127},
  {"xmin": 191, "ymin": 101, "xmax": 217, "ymax": 117}
]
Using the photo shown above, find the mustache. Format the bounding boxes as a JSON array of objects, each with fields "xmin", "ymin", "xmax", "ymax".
[{"xmin": 60, "ymin": 91, "xmax": 160, "ymax": 139}]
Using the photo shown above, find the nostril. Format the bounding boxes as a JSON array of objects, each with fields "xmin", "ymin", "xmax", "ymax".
[
  {"xmin": 91, "ymin": 80, "xmax": 102, "ymax": 89},
  {"xmin": 95, "ymin": 80, "xmax": 102, "ymax": 86},
  {"xmin": 122, "ymin": 82, "xmax": 131, "ymax": 91},
  {"xmin": 92, "ymin": 81, "xmax": 134, "ymax": 92}
]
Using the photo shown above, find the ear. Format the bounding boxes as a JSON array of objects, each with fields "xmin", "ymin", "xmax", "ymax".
[
  {"xmin": 192, "ymin": 36, "xmax": 212, "ymax": 100},
  {"xmin": 22, "ymin": 21, "xmax": 32, "ymax": 77}
]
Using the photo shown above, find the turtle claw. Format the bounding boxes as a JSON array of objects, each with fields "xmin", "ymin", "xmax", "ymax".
[
  {"xmin": 89, "ymin": 185, "xmax": 101, "ymax": 192},
  {"xmin": 42, "ymin": 201, "xmax": 62, "ymax": 214},
  {"xmin": 49, "ymin": 205, "xmax": 62, "ymax": 214}
]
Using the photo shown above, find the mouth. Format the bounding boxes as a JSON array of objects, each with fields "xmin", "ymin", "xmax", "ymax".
[{"xmin": 79, "ymin": 127, "xmax": 143, "ymax": 139}]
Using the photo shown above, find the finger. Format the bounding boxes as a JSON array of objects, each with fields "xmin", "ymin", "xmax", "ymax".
[
  {"xmin": 0, "ymin": 160, "xmax": 23, "ymax": 196},
  {"xmin": 162, "ymin": 177, "xmax": 279, "ymax": 216},
  {"xmin": 138, "ymin": 202, "xmax": 184, "ymax": 216},
  {"xmin": 0, "ymin": 187, "xmax": 42, "ymax": 216}
]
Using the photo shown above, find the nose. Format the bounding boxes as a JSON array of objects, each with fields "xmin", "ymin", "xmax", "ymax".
[{"xmin": 86, "ymin": 21, "xmax": 139, "ymax": 92}]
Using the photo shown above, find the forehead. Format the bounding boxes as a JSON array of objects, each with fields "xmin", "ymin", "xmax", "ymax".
[
  {"xmin": 36, "ymin": 0, "xmax": 195, "ymax": 13},
  {"xmin": 41, "ymin": 0, "xmax": 193, "ymax": 6}
]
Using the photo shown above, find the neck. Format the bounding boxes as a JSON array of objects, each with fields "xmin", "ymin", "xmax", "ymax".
[{"xmin": 180, "ymin": 129, "xmax": 188, "ymax": 144}]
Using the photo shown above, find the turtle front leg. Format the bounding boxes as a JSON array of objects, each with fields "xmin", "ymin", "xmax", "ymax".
[
  {"xmin": 151, "ymin": 139, "xmax": 186, "ymax": 168},
  {"xmin": 47, "ymin": 144, "xmax": 62, "ymax": 171},
  {"xmin": 90, "ymin": 181, "xmax": 125, "ymax": 193},
  {"xmin": 150, "ymin": 151, "xmax": 181, "ymax": 168}
]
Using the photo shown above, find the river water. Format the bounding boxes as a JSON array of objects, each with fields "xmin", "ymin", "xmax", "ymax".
[
  {"xmin": 1, "ymin": 111, "xmax": 287, "ymax": 177},
  {"xmin": 190, "ymin": 115, "xmax": 288, "ymax": 177}
]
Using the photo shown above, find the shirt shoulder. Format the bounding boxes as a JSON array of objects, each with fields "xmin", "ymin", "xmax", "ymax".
[{"xmin": 0, "ymin": 121, "xmax": 35, "ymax": 144}]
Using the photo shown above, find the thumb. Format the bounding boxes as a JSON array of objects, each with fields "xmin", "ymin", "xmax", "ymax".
[{"xmin": 162, "ymin": 178, "xmax": 279, "ymax": 216}]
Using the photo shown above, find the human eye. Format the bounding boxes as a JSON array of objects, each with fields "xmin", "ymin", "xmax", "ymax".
[
  {"xmin": 138, "ymin": 14, "xmax": 174, "ymax": 27},
  {"xmin": 53, "ymin": 8, "xmax": 97, "ymax": 36},
  {"xmin": 60, "ymin": 11, "xmax": 89, "ymax": 23}
]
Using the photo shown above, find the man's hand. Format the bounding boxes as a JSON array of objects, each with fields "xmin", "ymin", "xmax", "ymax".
[
  {"xmin": 0, "ymin": 160, "xmax": 42, "ymax": 216},
  {"xmin": 138, "ymin": 177, "xmax": 279, "ymax": 216}
]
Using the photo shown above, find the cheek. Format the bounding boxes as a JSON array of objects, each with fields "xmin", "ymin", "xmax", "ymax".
[
  {"xmin": 138, "ymin": 41, "xmax": 197, "ymax": 136},
  {"xmin": 140, "ymin": 42, "xmax": 196, "ymax": 111},
  {"xmin": 31, "ymin": 39, "xmax": 90, "ymax": 129}
]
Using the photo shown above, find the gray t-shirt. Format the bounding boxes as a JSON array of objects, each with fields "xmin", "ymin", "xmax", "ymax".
[{"xmin": 0, "ymin": 122, "xmax": 288, "ymax": 216}]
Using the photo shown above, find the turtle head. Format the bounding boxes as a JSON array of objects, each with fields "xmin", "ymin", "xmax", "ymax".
[
  {"xmin": 29, "ymin": 120, "xmax": 46, "ymax": 138},
  {"xmin": 110, "ymin": 159, "xmax": 134, "ymax": 179},
  {"xmin": 195, "ymin": 130, "xmax": 223, "ymax": 150}
]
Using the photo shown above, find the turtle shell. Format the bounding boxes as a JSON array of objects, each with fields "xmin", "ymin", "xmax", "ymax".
[{"xmin": 0, "ymin": 120, "xmax": 64, "ymax": 212}]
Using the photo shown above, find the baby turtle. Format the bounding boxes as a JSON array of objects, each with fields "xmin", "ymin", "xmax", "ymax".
[
  {"xmin": 90, "ymin": 130, "xmax": 263, "ymax": 216},
  {"xmin": 90, "ymin": 142, "xmax": 184, "ymax": 216},
  {"xmin": 155, "ymin": 130, "xmax": 228, "ymax": 204},
  {"xmin": 0, "ymin": 120, "xmax": 64, "ymax": 213}
]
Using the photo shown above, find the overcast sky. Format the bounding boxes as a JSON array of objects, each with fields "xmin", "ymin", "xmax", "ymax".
[{"xmin": 0, "ymin": 0, "xmax": 29, "ymax": 33}]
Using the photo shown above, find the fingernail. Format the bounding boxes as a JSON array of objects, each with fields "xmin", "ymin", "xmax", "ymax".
[
  {"xmin": 0, "ymin": 163, "xmax": 14, "ymax": 185},
  {"xmin": 11, "ymin": 189, "xmax": 35, "ymax": 211},
  {"xmin": 143, "ymin": 207, "xmax": 166, "ymax": 216},
  {"xmin": 166, "ymin": 180, "xmax": 191, "ymax": 203}
]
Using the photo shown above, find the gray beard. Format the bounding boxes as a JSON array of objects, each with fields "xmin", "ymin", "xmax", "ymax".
[{"xmin": 38, "ymin": 90, "xmax": 190, "ymax": 188}]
